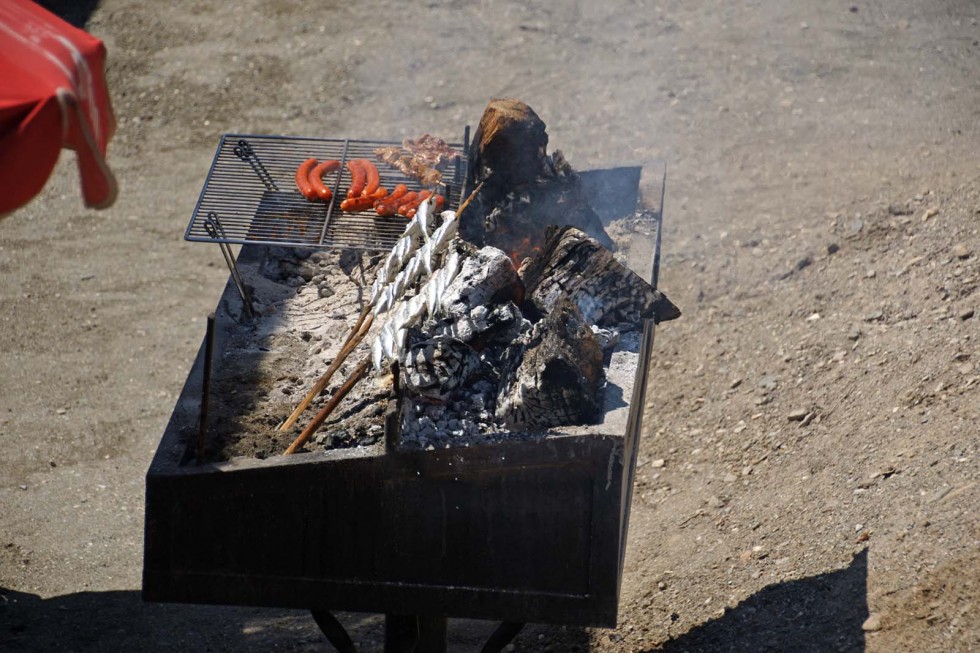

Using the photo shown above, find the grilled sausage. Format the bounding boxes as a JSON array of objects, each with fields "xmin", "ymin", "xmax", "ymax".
[
  {"xmin": 361, "ymin": 159, "xmax": 381, "ymax": 196},
  {"xmin": 308, "ymin": 159, "xmax": 340, "ymax": 201},
  {"xmin": 397, "ymin": 190, "xmax": 432, "ymax": 217},
  {"xmin": 346, "ymin": 159, "xmax": 366, "ymax": 198},
  {"xmin": 295, "ymin": 158, "xmax": 319, "ymax": 200},
  {"xmin": 340, "ymin": 187, "xmax": 388, "ymax": 212},
  {"xmin": 374, "ymin": 184, "xmax": 409, "ymax": 216}
]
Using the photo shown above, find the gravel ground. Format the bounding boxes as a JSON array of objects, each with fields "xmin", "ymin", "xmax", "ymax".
[{"xmin": 1, "ymin": 1, "xmax": 978, "ymax": 651}]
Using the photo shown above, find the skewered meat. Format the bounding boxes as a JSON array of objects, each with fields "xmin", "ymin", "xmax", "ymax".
[{"xmin": 374, "ymin": 134, "xmax": 459, "ymax": 188}]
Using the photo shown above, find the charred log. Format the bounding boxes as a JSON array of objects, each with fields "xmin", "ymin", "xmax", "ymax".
[
  {"xmin": 521, "ymin": 226, "xmax": 681, "ymax": 326},
  {"xmin": 461, "ymin": 98, "xmax": 614, "ymax": 261},
  {"xmin": 400, "ymin": 336, "xmax": 481, "ymax": 402},
  {"xmin": 495, "ymin": 296, "xmax": 604, "ymax": 430}
]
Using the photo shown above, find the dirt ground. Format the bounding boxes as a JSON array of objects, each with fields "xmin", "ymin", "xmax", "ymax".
[{"xmin": 2, "ymin": 0, "xmax": 978, "ymax": 651}]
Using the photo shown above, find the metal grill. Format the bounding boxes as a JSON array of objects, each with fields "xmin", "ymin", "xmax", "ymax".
[{"xmin": 185, "ymin": 132, "xmax": 469, "ymax": 251}]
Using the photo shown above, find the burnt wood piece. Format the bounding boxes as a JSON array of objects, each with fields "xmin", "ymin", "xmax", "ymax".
[
  {"xmin": 521, "ymin": 226, "xmax": 681, "ymax": 326},
  {"xmin": 461, "ymin": 99, "xmax": 614, "ymax": 261},
  {"xmin": 495, "ymin": 296, "xmax": 604, "ymax": 430}
]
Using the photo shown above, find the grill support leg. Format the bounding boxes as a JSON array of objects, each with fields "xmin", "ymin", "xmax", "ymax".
[
  {"xmin": 416, "ymin": 616, "xmax": 448, "ymax": 652},
  {"xmin": 384, "ymin": 614, "xmax": 447, "ymax": 653},
  {"xmin": 310, "ymin": 610, "xmax": 357, "ymax": 653},
  {"xmin": 481, "ymin": 622, "xmax": 525, "ymax": 652},
  {"xmin": 384, "ymin": 614, "xmax": 418, "ymax": 653}
]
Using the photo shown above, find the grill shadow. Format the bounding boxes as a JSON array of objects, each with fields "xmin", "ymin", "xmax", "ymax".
[{"xmin": 648, "ymin": 549, "xmax": 869, "ymax": 653}]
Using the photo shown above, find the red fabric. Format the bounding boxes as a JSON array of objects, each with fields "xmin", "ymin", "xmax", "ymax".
[{"xmin": 0, "ymin": 0, "xmax": 117, "ymax": 215}]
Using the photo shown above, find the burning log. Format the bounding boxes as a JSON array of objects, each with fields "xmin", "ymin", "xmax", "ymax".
[
  {"xmin": 460, "ymin": 98, "xmax": 614, "ymax": 262},
  {"xmin": 521, "ymin": 226, "xmax": 681, "ymax": 326},
  {"xmin": 495, "ymin": 296, "xmax": 604, "ymax": 430}
]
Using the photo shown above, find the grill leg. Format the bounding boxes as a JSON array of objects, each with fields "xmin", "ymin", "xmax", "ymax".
[
  {"xmin": 384, "ymin": 614, "xmax": 418, "ymax": 653},
  {"xmin": 481, "ymin": 622, "xmax": 525, "ymax": 653},
  {"xmin": 310, "ymin": 610, "xmax": 357, "ymax": 653},
  {"xmin": 416, "ymin": 616, "xmax": 448, "ymax": 653},
  {"xmin": 383, "ymin": 614, "xmax": 447, "ymax": 653}
]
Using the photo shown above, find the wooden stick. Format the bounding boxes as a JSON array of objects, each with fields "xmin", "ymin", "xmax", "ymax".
[
  {"xmin": 279, "ymin": 312, "xmax": 374, "ymax": 431},
  {"xmin": 281, "ymin": 187, "xmax": 481, "ymax": 433},
  {"xmin": 456, "ymin": 180, "xmax": 483, "ymax": 218},
  {"xmin": 283, "ymin": 358, "xmax": 371, "ymax": 455}
]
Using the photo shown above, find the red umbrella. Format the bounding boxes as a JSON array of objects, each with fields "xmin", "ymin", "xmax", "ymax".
[{"xmin": 0, "ymin": 0, "xmax": 117, "ymax": 216}]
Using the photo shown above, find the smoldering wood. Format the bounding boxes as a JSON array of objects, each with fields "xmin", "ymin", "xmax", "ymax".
[
  {"xmin": 423, "ymin": 244, "xmax": 529, "ymax": 348},
  {"xmin": 495, "ymin": 296, "xmax": 604, "ymax": 430},
  {"xmin": 460, "ymin": 99, "xmax": 615, "ymax": 261},
  {"xmin": 400, "ymin": 335, "xmax": 482, "ymax": 401},
  {"xmin": 521, "ymin": 226, "xmax": 681, "ymax": 327}
]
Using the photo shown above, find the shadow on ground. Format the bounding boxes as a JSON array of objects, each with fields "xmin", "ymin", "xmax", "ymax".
[
  {"xmin": 0, "ymin": 587, "xmax": 591, "ymax": 651},
  {"xmin": 646, "ymin": 549, "xmax": 869, "ymax": 653},
  {"xmin": 33, "ymin": 0, "xmax": 102, "ymax": 28}
]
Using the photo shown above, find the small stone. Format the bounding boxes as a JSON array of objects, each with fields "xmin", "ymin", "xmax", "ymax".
[
  {"xmin": 847, "ymin": 328, "xmax": 862, "ymax": 341},
  {"xmin": 723, "ymin": 473, "xmax": 738, "ymax": 483},
  {"xmin": 952, "ymin": 243, "xmax": 970, "ymax": 259},
  {"xmin": 800, "ymin": 412, "xmax": 816, "ymax": 427},
  {"xmin": 787, "ymin": 408, "xmax": 809, "ymax": 422},
  {"xmin": 729, "ymin": 378, "xmax": 743, "ymax": 389},
  {"xmin": 651, "ymin": 458, "xmax": 666, "ymax": 468},
  {"xmin": 826, "ymin": 243, "xmax": 840, "ymax": 255},
  {"xmin": 864, "ymin": 310, "xmax": 884, "ymax": 322},
  {"xmin": 862, "ymin": 613, "xmax": 882, "ymax": 632},
  {"xmin": 318, "ymin": 283, "xmax": 335, "ymax": 298},
  {"xmin": 956, "ymin": 361, "xmax": 975, "ymax": 375},
  {"xmin": 959, "ymin": 307, "xmax": 975, "ymax": 320},
  {"xmin": 865, "ymin": 269, "xmax": 876, "ymax": 279},
  {"xmin": 922, "ymin": 207, "xmax": 939, "ymax": 222},
  {"xmin": 806, "ymin": 312, "xmax": 821, "ymax": 321},
  {"xmin": 708, "ymin": 496, "xmax": 725, "ymax": 508},
  {"xmin": 928, "ymin": 487, "xmax": 951, "ymax": 502},
  {"xmin": 658, "ymin": 580, "xmax": 667, "ymax": 591},
  {"xmin": 56, "ymin": 408, "xmax": 67, "ymax": 415}
]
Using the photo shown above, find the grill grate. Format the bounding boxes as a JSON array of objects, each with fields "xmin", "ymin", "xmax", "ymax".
[{"xmin": 185, "ymin": 132, "xmax": 469, "ymax": 251}]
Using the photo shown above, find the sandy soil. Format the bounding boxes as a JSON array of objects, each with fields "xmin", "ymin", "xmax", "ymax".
[{"xmin": 2, "ymin": 0, "xmax": 978, "ymax": 651}]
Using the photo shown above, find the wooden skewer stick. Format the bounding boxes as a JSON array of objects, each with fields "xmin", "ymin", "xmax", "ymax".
[
  {"xmin": 280, "ymin": 186, "xmax": 483, "ymax": 435},
  {"xmin": 456, "ymin": 180, "xmax": 482, "ymax": 218},
  {"xmin": 279, "ymin": 311, "xmax": 374, "ymax": 431},
  {"xmin": 283, "ymin": 358, "xmax": 371, "ymax": 455}
]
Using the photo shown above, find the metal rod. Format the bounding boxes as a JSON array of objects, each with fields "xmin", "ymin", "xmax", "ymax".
[
  {"xmin": 205, "ymin": 213, "xmax": 255, "ymax": 318},
  {"xmin": 234, "ymin": 139, "xmax": 278, "ymax": 191},
  {"xmin": 318, "ymin": 139, "xmax": 351, "ymax": 246},
  {"xmin": 652, "ymin": 163, "xmax": 666, "ymax": 290},
  {"xmin": 196, "ymin": 312, "xmax": 216, "ymax": 463}
]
